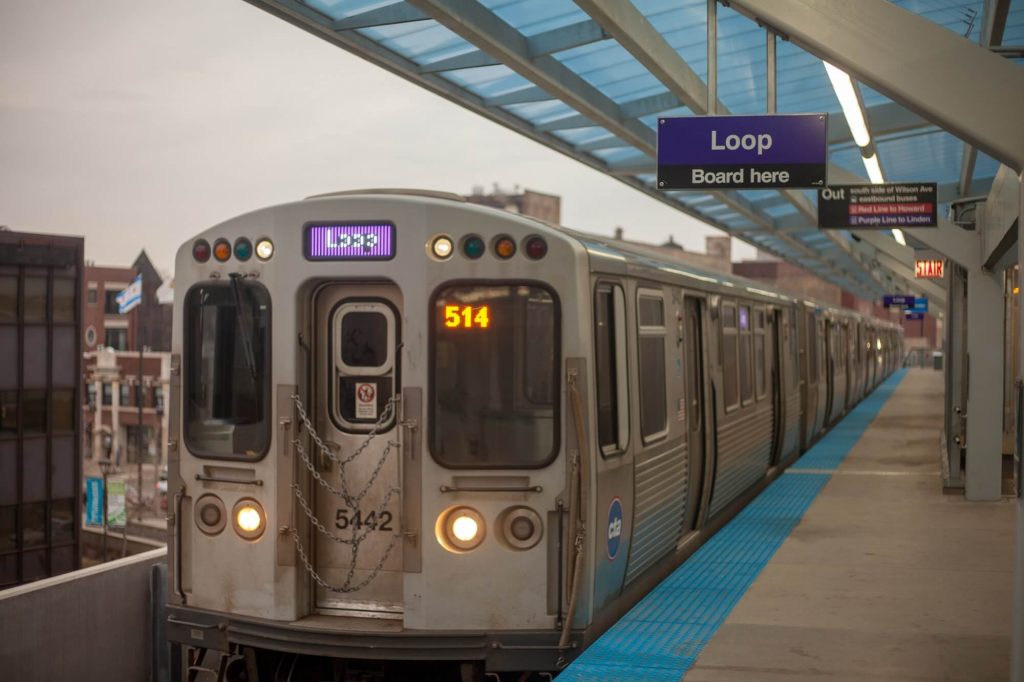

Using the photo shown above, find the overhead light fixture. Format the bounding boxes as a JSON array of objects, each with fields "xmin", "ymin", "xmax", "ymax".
[
  {"xmin": 862, "ymin": 153, "xmax": 884, "ymax": 184},
  {"xmin": 891, "ymin": 228, "xmax": 907, "ymax": 246},
  {"xmin": 824, "ymin": 62, "xmax": 870, "ymax": 147}
]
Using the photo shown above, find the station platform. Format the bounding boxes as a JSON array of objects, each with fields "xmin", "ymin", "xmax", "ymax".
[{"xmin": 561, "ymin": 369, "xmax": 1015, "ymax": 681}]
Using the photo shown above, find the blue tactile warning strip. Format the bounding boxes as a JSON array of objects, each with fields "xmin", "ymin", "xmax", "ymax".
[{"xmin": 559, "ymin": 369, "xmax": 907, "ymax": 682}]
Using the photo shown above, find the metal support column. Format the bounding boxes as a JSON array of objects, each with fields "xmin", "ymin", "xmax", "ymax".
[
  {"xmin": 964, "ymin": 267, "xmax": 1004, "ymax": 501},
  {"xmin": 1012, "ymin": 170, "xmax": 1024, "ymax": 681}
]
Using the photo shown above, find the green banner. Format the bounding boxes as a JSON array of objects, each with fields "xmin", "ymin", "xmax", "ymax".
[{"xmin": 107, "ymin": 478, "xmax": 127, "ymax": 529}]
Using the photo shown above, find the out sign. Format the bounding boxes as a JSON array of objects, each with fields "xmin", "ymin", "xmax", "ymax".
[{"xmin": 915, "ymin": 259, "xmax": 944, "ymax": 279}]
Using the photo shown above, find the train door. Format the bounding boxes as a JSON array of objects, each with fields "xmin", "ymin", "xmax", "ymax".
[
  {"xmin": 801, "ymin": 308, "xmax": 817, "ymax": 447},
  {"xmin": 769, "ymin": 308, "xmax": 784, "ymax": 466},
  {"xmin": 311, "ymin": 283, "xmax": 403, "ymax": 617},
  {"xmin": 682, "ymin": 297, "xmax": 705, "ymax": 531}
]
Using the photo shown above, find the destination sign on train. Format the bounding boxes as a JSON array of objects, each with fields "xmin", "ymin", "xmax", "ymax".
[
  {"xmin": 657, "ymin": 114, "xmax": 828, "ymax": 190},
  {"xmin": 818, "ymin": 183, "xmax": 937, "ymax": 229},
  {"xmin": 305, "ymin": 222, "xmax": 396, "ymax": 261}
]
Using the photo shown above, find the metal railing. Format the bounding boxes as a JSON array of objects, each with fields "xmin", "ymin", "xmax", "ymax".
[{"xmin": 0, "ymin": 548, "xmax": 168, "ymax": 682}]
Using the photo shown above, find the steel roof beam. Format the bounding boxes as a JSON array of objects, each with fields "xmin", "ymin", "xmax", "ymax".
[
  {"xmin": 484, "ymin": 86, "xmax": 553, "ymax": 106},
  {"xmin": 331, "ymin": 3, "xmax": 428, "ymax": 31},
  {"xmin": 958, "ymin": 0, "xmax": 1011, "ymax": 196},
  {"xmin": 727, "ymin": 0, "xmax": 1024, "ymax": 171}
]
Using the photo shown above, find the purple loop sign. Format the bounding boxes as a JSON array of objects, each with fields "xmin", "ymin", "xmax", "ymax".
[{"xmin": 657, "ymin": 114, "xmax": 829, "ymax": 190}]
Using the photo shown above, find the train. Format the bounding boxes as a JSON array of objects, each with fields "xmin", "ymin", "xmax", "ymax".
[{"xmin": 165, "ymin": 189, "xmax": 902, "ymax": 681}]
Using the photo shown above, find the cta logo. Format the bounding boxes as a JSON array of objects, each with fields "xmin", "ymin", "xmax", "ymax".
[{"xmin": 606, "ymin": 497, "xmax": 624, "ymax": 561}]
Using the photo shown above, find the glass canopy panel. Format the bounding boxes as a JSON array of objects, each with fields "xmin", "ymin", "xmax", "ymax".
[
  {"xmin": 304, "ymin": 0, "xmax": 400, "ymax": 21},
  {"xmin": 891, "ymin": 0, "xmax": 986, "ymax": 40},
  {"xmin": 973, "ymin": 152, "xmax": 1001, "ymax": 185},
  {"xmin": 481, "ymin": 0, "xmax": 588, "ymax": 37},
  {"xmin": 876, "ymin": 131, "xmax": 964, "ymax": 183},
  {"xmin": 359, "ymin": 20, "xmax": 470, "ymax": 64}
]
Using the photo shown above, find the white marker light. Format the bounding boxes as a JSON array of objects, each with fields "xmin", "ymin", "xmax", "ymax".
[
  {"xmin": 824, "ymin": 62, "xmax": 871, "ymax": 147},
  {"xmin": 255, "ymin": 238, "xmax": 274, "ymax": 261},
  {"xmin": 431, "ymin": 235, "xmax": 454, "ymax": 259},
  {"xmin": 863, "ymin": 153, "xmax": 885, "ymax": 184},
  {"xmin": 891, "ymin": 228, "xmax": 907, "ymax": 246}
]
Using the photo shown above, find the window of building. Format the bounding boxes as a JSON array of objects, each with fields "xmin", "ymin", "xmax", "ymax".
[
  {"xmin": 0, "ymin": 506, "xmax": 15, "ymax": 552},
  {"xmin": 105, "ymin": 328, "xmax": 128, "ymax": 351},
  {"xmin": 0, "ymin": 391, "xmax": 15, "ymax": 436},
  {"xmin": 637, "ymin": 289, "xmax": 667, "ymax": 442},
  {"xmin": 185, "ymin": 281, "xmax": 271, "ymax": 459},
  {"xmin": 52, "ymin": 278, "xmax": 75, "ymax": 324},
  {"xmin": 104, "ymin": 290, "xmax": 120, "ymax": 315},
  {"xmin": 119, "ymin": 384, "xmax": 129, "ymax": 406},
  {"xmin": 22, "ymin": 391, "xmax": 46, "ymax": 434},
  {"xmin": 22, "ymin": 277, "xmax": 47, "ymax": 324},
  {"xmin": 0, "ymin": 276, "xmax": 16, "ymax": 324},
  {"xmin": 51, "ymin": 499, "xmax": 74, "ymax": 545},
  {"xmin": 722, "ymin": 301, "xmax": 739, "ymax": 411},
  {"xmin": 153, "ymin": 386, "xmax": 164, "ymax": 413},
  {"xmin": 431, "ymin": 284, "xmax": 558, "ymax": 468},
  {"xmin": 52, "ymin": 389, "xmax": 74, "ymax": 432},
  {"xmin": 101, "ymin": 383, "xmax": 112, "ymax": 406},
  {"xmin": 87, "ymin": 285, "xmax": 98, "ymax": 306},
  {"xmin": 594, "ymin": 283, "xmax": 628, "ymax": 455}
]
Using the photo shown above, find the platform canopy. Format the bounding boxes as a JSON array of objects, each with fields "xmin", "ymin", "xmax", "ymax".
[{"xmin": 246, "ymin": 0, "xmax": 1024, "ymax": 306}]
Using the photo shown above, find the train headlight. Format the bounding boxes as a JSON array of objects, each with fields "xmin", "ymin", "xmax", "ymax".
[
  {"xmin": 499, "ymin": 506, "xmax": 543, "ymax": 550},
  {"xmin": 232, "ymin": 499, "xmax": 266, "ymax": 540},
  {"xmin": 431, "ymin": 235, "xmax": 454, "ymax": 259},
  {"xmin": 255, "ymin": 238, "xmax": 274, "ymax": 261},
  {"xmin": 436, "ymin": 506, "xmax": 485, "ymax": 553},
  {"xmin": 195, "ymin": 495, "xmax": 227, "ymax": 536}
]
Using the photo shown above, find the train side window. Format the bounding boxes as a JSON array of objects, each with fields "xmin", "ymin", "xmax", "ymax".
[
  {"xmin": 754, "ymin": 306, "xmax": 766, "ymax": 401},
  {"xmin": 721, "ymin": 301, "xmax": 739, "ymax": 412},
  {"xmin": 739, "ymin": 305, "xmax": 753, "ymax": 405},
  {"xmin": 184, "ymin": 281, "xmax": 271, "ymax": 460},
  {"xmin": 637, "ymin": 289, "xmax": 667, "ymax": 443},
  {"xmin": 594, "ymin": 283, "xmax": 629, "ymax": 455}
]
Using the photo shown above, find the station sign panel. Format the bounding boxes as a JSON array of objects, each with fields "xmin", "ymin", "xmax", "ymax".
[
  {"xmin": 818, "ymin": 183, "xmax": 937, "ymax": 228},
  {"xmin": 883, "ymin": 294, "xmax": 914, "ymax": 307},
  {"xmin": 905, "ymin": 312, "xmax": 925, "ymax": 321},
  {"xmin": 657, "ymin": 114, "xmax": 828, "ymax": 190},
  {"xmin": 915, "ymin": 258, "xmax": 944, "ymax": 279},
  {"xmin": 908, "ymin": 297, "xmax": 928, "ymax": 313}
]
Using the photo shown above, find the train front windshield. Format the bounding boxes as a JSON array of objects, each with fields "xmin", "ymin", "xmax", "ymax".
[
  {"xmin": 431, "ymin": 284, "xmax": 558, "ymax": 468},
  {"xmin": 184, "ymin": 279, "xmax": 270, "ymax": 459}
]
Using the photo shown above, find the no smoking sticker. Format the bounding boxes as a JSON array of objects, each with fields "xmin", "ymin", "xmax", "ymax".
[{"xmin": 355, "ymin": 382, "xmax": 377, "ymax": 419}]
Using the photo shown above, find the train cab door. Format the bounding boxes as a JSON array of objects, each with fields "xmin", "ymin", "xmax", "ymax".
[
  {"xmin": 682, "ymin": 297, "xmax": 705, "ymax": 531},
  {"xmin": 311, "ymin": 283, "xmax": 404, "ymax": 617}
]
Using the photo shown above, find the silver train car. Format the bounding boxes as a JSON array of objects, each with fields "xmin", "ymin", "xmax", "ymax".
[{"xmin": 165, "ymin": 189, "xmax": 902, "ymax": 681}]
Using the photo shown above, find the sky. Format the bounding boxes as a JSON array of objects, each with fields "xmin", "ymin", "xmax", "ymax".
[{"xmin": 0, "ymin": 0, "xmax": 755, "ymax": 275}]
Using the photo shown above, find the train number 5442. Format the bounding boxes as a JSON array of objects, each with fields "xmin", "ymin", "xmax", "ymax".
[{"xmin": 335, "ymin": 509, "xmax": 394, "ymax": 531}]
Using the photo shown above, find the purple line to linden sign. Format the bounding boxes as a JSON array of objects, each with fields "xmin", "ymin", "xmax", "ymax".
[
  {"xmin": 305, "ymin": 223, "xmax": 396, "ymax": 261},
  {"xmin": 657, "ymin": 114, "xmax": 829, "ymax": 190}
]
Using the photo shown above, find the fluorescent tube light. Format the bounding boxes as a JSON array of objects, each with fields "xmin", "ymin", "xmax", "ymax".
[
  {"xmin": 823, "ymin": 61, "xmax": 870, "ymax": 147},
  {"xmin": 863, "ymin": 153, "xmax": 884, "ymax": 184},
  {"xmin": 892, "ymin": 228, "xmax": 907, "ymax": 246}
]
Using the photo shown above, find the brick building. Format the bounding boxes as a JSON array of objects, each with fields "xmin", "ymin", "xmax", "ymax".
[
  {"xmin": 465, "ymin": 185, "xmax": 561, "ymax": 224},
  {"xmin": 83, "ymin": 347, "xmax": 171, "ymax": 468},
  {"xmin": 82, "ymin": 250, "xmax": 171, "ymax": 354}
]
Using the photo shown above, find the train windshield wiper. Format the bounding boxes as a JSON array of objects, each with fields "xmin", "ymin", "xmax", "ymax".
[{"xmin": 229, "ymin": 273, "xmax": 259, "ymax": 381}]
